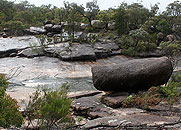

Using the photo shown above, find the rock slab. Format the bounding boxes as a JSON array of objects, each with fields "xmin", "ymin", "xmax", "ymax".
[{"xmin": 92, "ymin": 57, "xmax": 173, "ymax": 92}]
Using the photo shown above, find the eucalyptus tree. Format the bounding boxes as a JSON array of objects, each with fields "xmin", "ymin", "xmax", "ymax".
[
  {"xmin": 114, "ymin": 6, "xmax": 127, "ymax": 36},
  {"xmin": 126, "ymin": 3, "xmax": 151, "ymax": 28},
  {"xmin": 70, "ymin": 0, "xmax": 99, "ymax": 27}
]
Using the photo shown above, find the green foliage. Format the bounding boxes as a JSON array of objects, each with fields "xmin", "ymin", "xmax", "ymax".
[
  {"xmin": 157, "ymin": 19, "xmax": 172, "ymax": 35},
  {"xmin": 159, "ymin": 72, "xmax": 181, "ymax": 106},
  {"xmin": 0, "ymin": 11, "xmax": 5, "ymax": 24},
  {"xmin": 87, "ymin": 33, "xmax": 99, "ymax": 44},
  {"xmin": 125, "ymin": 3, "xmax": 151, "ymax": 28},
  {"xmin": 122, "ymin": 73, "xmax": 181, "ymax": 109},
  {"xmin": 122, "ymin": 47, "xmax": 136, "ymax": 57},
  {"xmin": 0, "ymin": 75, "xmax": 23, "ymax": 128},
  {"xmin": 165, "ymin": 1, "xmax": 181, "ymax": 17},
  {"xmin": 0, "ymin": 75, "xmax": 8, "ymax": 97},
  {"xmin": 118, "ymin": 35, "xmax": 156, "ymax": 57},
  {"xmin": 96, "ymin": 9, "xmax": 116, "ymax": 23},
  {"xmin": 142, "ymin": 17, "xmax": 159, "ymax": 34},
  {"xmin": 129, "ymin": 29, "xmax": 149, "ymax": 45},
  {"xmin": 14, "ymin": 11, "xmax": 35, "ymax": 24},
  {"xmin": 24, "ymin": 83, "xmax": 73, "ymax": 129},
  {"xmin": 160, "ymin": 41, "xmax": 181, "ymax": 56},
  {"xmin": 136, "ymin": 41, "xmax": 157, "ymax": 52},
  {"xmin": 1, "ymin": 20, "xmax": 24, "ymax": 35},
  {"xmin": 122, "ymin": 87, "xmax": 161, "ymax": 109},
  {"xmin": 114, "ymin": 7, "xmax": 127, "ymax": 35}
]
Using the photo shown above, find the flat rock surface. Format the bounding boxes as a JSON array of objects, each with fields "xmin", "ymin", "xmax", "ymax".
[
  {"xmin": 45, "ymin": 43, "xmax": 96, "ymax": 61},
  {"xmin": 82, "ymin": 114, "xmax": 180, "ymax": 129},
  {"xmin": 71, "ymin": 92, "xmax": 181, "ymax": 130},
  {"xmin": 0, "ymin": 36, "xmax": 40, "ymax": 52},
  {"xmin": 71, "ymin": 93, "xmax": 113, "ymax": 119},
  {"xmin": 94, "ymin": 42, "xmax": 121, "ymax": 58},
  {"xmin": 45, "ymin": 41, "xmax": 122, "ymax": 61},
  {"xmin": 18, "ymin": 47, "xmax": 45, "ymax": 58}
]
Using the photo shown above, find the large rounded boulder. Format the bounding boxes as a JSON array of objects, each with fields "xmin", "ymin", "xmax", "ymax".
[{"xmin": 92, "ymin": 57, "xmax": 173, "ymax": 92}]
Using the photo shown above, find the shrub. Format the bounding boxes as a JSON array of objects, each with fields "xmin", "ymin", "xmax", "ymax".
[
  {"xmin": 136, "ymin": 41, "xmax": 157, "ymax": 52},
  {"xmin": 119, "ymin": 35, "xmax": 157, "ymax": 57},
  {"xmin": 24, "ymin": 83, "xmax": 73, "ymax": 130},
  {"xmin": 118, "ymin": 35, "xmax": 134, "ymax": 49},
  {"xmin": 129, "ymin": 28, "xmax": 149, "ymax": 46},
  {"xmin": 160, "ymin": 41, "xmax": 181, "ymax": 57},
  {"xmin": 0, "ymin": 75, "xmax": 23, "ymax": 129},
  {"xmin": 159, "ymin": 72, "xmax": 181, "ymax": 107},
  {"xmin": 157, "ymin": 19, "xmax": 172, "ymax": 35},
  {"xmin": 122, "ymin": 87, "xmax": 161, "ymax": 109},
  {"xmin": 1, "ymin": 20, "xmax": 24, "ymax": 35},
  {"xmin": 122, "ymin": 47, "xmax": 136, "ymax": 57}
]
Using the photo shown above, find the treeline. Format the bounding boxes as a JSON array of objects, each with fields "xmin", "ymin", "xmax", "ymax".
[{"xmin": 0, "ymin": 0, "xmax": 181, "ymax": 36}]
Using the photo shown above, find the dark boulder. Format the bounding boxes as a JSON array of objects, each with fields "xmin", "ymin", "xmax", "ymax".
[
  {"xmin": 2, "ymin": 33, "xmax": 8, "ymax": 38},
  {"xmin": 44, "ymin": 24, "xmax": 53, "ymax": 32},
  {"xmin": 92, "ymin": 57, "xmax": 173, "ymax": 92},
  {"xmin": 101, "ymin": 92, "xmax": 129, "ymax": 108},
  {"xmin": 43, "ymin": 20, "xmax": 52, "ymax": 25},
  {"xmin": 52, "ymin": 25, "xmax": 62, "ymax": 33},
  {"xmin": 157, "ymin": 32, "xmax": 164, "ymax": 45}
]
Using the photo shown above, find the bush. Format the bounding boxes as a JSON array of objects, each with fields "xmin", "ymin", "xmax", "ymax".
[
  {"xmin": 0, "ymin": 75, "xmax": 23, "ymax": 129},
  {"xmin": 122, "ymin": 87, "xmax": 161, "ymax": 109},
  {"xmin": 1, "ymin": 20, "xmax": 24, "ymax": 35},
  {"xmin": 157, "ymin": 19, "xmax": 172, "ymax": 35},
  {"xmin": 24, "ymin": 83, "xmax": 73, "ymax": 130},
  {"xmin": 160, "ymin": 41, "xmax": 181, "ymax": 56},
  {"xmin": 159, "ymin": 72, "xmax": 181, "ymax": 107},
  {"xmin": 122, "ymin": 47, "xmax": 136, "ymax": 57},
  {"xmin": 136, "ymin": 41, "xmax": 157, "ymax": 52},
  {"xmin": 118, "ymin": 35, "xmax": 135, "ymax": 49},
  {"xmin": 129, "ymin": 28, "xmax": 149, "ymax": 46},
  {"xmin": 119, "ymin": 35, "xmax": 157, "ymax": 56}
]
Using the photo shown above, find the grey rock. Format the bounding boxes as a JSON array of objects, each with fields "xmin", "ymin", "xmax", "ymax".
[
  {"xmin": 18, "ymin": 47, "xmax": 45, "ymax": 58},
  {"xmin": 0, "ymin": 36, "xmax": 40, "ymax": 58},
  {"xmin": 68, "ymin": 91, "xmax": 102, "ymax": 99},
  {"xmin": 45, "ymin": 43, "xmax": 96, "ymax": 61},
  {"xmin": 166, "ymin": 34, "xmax": 177, "ymax": 42},
  {"xmin": 52, "ymin": 25, "xmax": 62, "ymax": 32},
  {"xmin": 81, "ymin": 23, "xmax": 89, "ymax": 30},
  {"xmin": 71, "ymin": 95, "xmax": 113, "ymax": 119},
  {"xmin": 94, "ymin": 42, "xmax": 121, "ymax": 58},
  {"xmin": 47, "ymin": 32, "xmax": 54, "ymax": 37},
  {"xmin": 44, "ymin": 24, "xmax": 53, "ymax": 32},
  {"xmin": 137, "ymin": 49, "xmax": 166, "ymax": 58},
  {"xmin": 2, "ymin": 33, "xmax": 8, "ymax": 38},
  {"xmin": 82, "ymin": 114, "xmax": 179, "ymax": 130},
  {"xmin": 92, "ymin": 57, "xmax": 173, "ymax": 92},
  {"xmin": 101, "ymin": 92, "xmax": 129, "ymax": 108},
  {"xmin": 43, "ymin": 20, "xmax": 52, "ymax": 25},
  {"xmin": 107, "ymin": 22, "xmax": 115, "ymax": 30},
  {"xmin": 25, "ymin": 27, "xmax": 46, "ymax": 35},
  {"xmin": 91, "ymin": 20, "xmax": 107, "ymax": 29}
]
